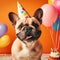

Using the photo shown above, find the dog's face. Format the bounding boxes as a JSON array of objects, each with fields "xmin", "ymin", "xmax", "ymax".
[
  {"xmin": 15, "ymin": 17, "xmax": 41, "ymax": 42},
  {"xmin": 8, "ymin": 8, "xmax": 43, "ymax": 42}
]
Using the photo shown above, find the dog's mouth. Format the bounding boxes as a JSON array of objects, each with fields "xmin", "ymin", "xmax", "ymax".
[
  {"xmin": 25, "ymin": 36, "xmax": 32, "ymax": 40},
  {"xmin": 25, "ymin": 30, "xmax": 41, "ymax": 42},
  {"xmin": 16, "ymin": 30, "xmax": 41, "ymax": 42},
  {"xmin": 16, "ymin": 33, "xmax": 32, "ymax": 41}
]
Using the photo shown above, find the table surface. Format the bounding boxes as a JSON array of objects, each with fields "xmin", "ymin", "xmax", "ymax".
[{"xmin": 0, "ymin": 54, "xmax": 50, "ymax": 60}]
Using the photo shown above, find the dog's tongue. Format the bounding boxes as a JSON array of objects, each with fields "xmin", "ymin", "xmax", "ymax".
[{"xmin": 26, "ymin": 36, "xmax": 32, "ymax": 40}]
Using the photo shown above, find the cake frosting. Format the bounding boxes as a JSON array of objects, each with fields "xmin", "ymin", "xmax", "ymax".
[{"xmin": 50, "ymin": 51, "xmax": 60, "ymax": 58}]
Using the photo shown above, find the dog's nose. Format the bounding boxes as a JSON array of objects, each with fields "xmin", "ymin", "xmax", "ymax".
[
  {"xmin": 25, "ymin": 26, "xmax": 33, "ymax": 36},
  {"xmin": 26, "ymin": 27, "xmax": 32, "ymax": 31}
]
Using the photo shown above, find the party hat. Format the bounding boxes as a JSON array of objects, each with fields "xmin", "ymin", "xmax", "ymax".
[{"xmin": 17, "ymin": 1, "xmax": 29, "ymax": 19}]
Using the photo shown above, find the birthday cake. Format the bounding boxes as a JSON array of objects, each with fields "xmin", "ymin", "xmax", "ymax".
[{"xmin": 49, "ymin": 50, "xmax": 60, "ymax": 60}]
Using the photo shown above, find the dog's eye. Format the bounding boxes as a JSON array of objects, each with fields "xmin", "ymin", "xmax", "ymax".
[
  {"xmin": 32, "ymin": 22, "xmax": 39, "ymax": 28},
  {"xmin": 18, "ymin": 23, "xmax": 23, "ymax": 30}
]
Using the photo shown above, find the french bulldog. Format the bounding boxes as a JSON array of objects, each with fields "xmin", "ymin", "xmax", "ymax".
[{"xmin": 8, "ymin": 8, "xmax": 43, "ymax": 60}]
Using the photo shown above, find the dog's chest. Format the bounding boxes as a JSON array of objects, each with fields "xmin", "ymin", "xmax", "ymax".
[
  {"xmin": 21, "ymin": 41, "xmax": 38, "ymax": 57},
  {"xmin": 19, "ymin": 42, "xmax": 29, "ymax": 57}
]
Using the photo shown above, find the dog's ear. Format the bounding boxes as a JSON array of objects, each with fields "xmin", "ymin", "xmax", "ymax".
[
  {"xmin": 8, "ymin": 12, "xmax": 19, "ymax": 26},
  {"xmin": 33, "ymin": 8, "xmax": 43, "ymax": 24}
]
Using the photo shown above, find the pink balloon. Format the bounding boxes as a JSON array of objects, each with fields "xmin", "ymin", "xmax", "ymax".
[
  {"xmin": 54, "ymin": 0, "xmax": 60, "ymax": 15},
  {"xmin": 41, "ymin": 4, "xmax": 58, "ymax": 27}
]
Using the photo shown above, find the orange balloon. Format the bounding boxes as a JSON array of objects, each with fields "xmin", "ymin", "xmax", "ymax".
[{"xmin": 0, "ymin": 35, "xmax": 10, "ymax": 48}]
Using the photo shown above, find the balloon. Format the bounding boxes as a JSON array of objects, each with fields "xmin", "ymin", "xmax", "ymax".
[
  {"xmin": 54, "ymin": 0, "xmax": 60, "ymax": 15},
  {"xmin": 0, "ymin": 23, "xmax": 8, "ymax": 37},
  {"xmin": 53, "ymin": 16, "xmax": 60, "ymax": 31},
  {"xmin": 48, "ymin": 0, "xmax": 54, "ymax": 5},
  {"xmin": 0, "ymin": 35, "xmax": 10, "ymax": 48},
  {"xmin": 41, "ymin": 4, "xmax": 58, "ymax": 27}
]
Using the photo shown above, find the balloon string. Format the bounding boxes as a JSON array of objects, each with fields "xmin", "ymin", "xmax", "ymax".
[
  {"xmin": 57, "ymin": 35, "xmax": 60, "ymax": 50},
  {"xmin": 47, "ymin": 28, "xmax": 55, "ymax": 48},
  {"xmin": 56, "ymin": 23, "xmax": 59, "ymax": 49}
]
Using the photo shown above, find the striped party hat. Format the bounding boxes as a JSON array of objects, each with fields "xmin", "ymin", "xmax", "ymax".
[{"xmin": 17, "ymin": 1, "xmax": 29, "ymax": 19}]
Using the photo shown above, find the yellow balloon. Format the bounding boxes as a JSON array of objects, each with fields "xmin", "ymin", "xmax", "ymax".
[
  {"xmin": 0, "ymin": 35, "xmax": 10, "ymax": 48},
  {"xmin": 48, "ymin": 0, "xmax": 54, "ymax": 5}
]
